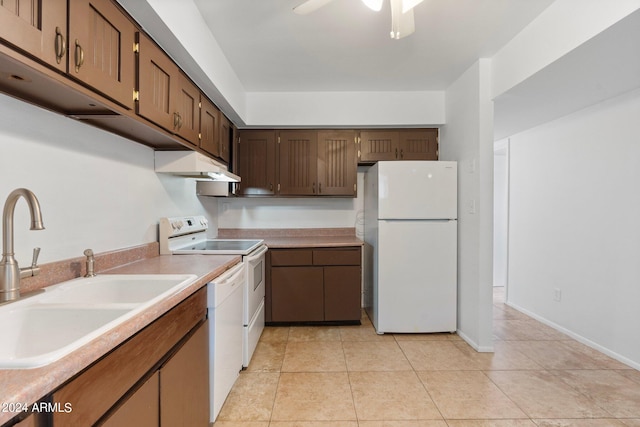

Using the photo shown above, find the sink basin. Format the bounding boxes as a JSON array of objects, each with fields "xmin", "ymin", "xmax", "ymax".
[
  {"xmin": 0, "ymin": 305, "xmax": 131, "ymax": 368},
  {"xmin": 0, "ymin": 274, "xmax": 197, "ymax": 369},
  {"xmin": 37, "ymin": 274, "xmax": 198, "ymax": 305}
]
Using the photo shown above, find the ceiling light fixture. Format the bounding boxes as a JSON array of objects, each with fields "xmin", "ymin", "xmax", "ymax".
[{"xmin": 293, "ymin": 0, "xmax": 424, "ymax": 39}]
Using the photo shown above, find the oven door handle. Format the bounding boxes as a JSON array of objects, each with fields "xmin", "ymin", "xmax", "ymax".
[{"xmin": 246, "ymin": 245, "xmax": 268, "ymax": 262}]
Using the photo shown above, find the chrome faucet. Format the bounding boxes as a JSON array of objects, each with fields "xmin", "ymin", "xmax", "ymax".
[{"xmin": 0, "ymin": 188, "xmax": 45, "ymax": 303}]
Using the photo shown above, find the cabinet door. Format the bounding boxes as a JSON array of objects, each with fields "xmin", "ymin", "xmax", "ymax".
[
  {"xmin": 173, "ymin": 71, "xmax": 200, "ymax": 146},
  {"xmin": 398, "ymin": 129, "xmax": 438, "ymax": 160},
  {"xmin": 219, "ymin": 114, "xmax": 232, "ymax": 164},
  {"xmin": 200, "ymin": 96, "xmax": 220, "ymax": 157},
  {"xmin": 237, "ymin": 130, "xmax": 277, "ymax": 196},
  {"xmin": 317, "ymin": 130, "xmax": 357, "ymax": 196},
  {"xmin": 160, "ymin": 321, "xmax": 210, "ymax": 427},
  {"xmin": 359, "ymin": 130, "xmax": 399, "ymax": 163},
  {"xmin": 0, "ymin": 0, "xmax": 67, "ymax": 72},
  {"xmin": 324, "ymin": 266, "xmax": 362, "ymax": 321},
  {"xmin": 102, "ymin": 372, "xmax": 159, "ymax": 427},
  {"xmin": 68, "ymin": 0, "xmax": 135, "ymax": 109},
  {"xmin": 137, "ymin": 32, "xmax": 178, "ymax": 133},
  {"xmin": 271, "ymin": 266, "xmax": 324, "ymax": 322},
  {"xmin": 278, "ymin": 130, "xmax": 318, "ymax": 195}
]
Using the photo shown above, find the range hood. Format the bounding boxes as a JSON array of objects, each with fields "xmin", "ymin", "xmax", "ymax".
[{"xmin": 154, "ymin": 151, "xmax": 240, "ymax": 182}]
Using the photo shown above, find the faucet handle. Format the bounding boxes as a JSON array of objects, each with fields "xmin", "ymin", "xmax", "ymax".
[
  {"xmin": 84, "ymin": 248, "xmax": 96, "ymax": 277},
  {"xmin": 20, "ymin": 247, "xmax": 41, "ymax": 279},
  {"xmin": 31, "ymin": 247, "xmax": 41, "ymax": 268}
]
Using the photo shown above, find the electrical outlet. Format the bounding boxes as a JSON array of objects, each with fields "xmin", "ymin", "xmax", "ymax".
[{"xmin": 553, "ymin": 288, "xmax": 562, "ymax": 302}]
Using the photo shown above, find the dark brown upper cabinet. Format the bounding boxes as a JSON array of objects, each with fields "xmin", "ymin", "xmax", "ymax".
[
  {"xmin": 137, "ymin": 32, "xmax": 199, "ymax": 147},
  {"xmin": 317, "ymin": 130, "xmax": 357, "ymax": 196},
  {"xmin": 236, "ymin": 130, "xmax": 277, "ymax": 196},
  {"xmin": 359, "ymin": 130, "xmax": 399, "ymax": 162},
  {"xmin": 359, "ymin": 129, "xmax": 438, "ymax": 163},
  {"xmin": 278, "ymin": 130, "xmax": 319, "ymax": 196},
  {"xmin": 278, "ymin": 130, "xmax": 357, "ymax": 197},
  {"xmin": 219, "ymin": 114, "xmax": 232, "ymax": 164},
  {"xmin": 0, "ymin": 0, "xmax": 67, "ymax": 72},
  {"xmin": 68, "ymin": 0, "xmax": 136, "ymax": 110},
  {"xmin": 199, "ymin": 96, "xmax": 220, "ymax": 157},
  {"xmin": 398, "ymin": 129, "xmax": 438, "ymax": 160}
]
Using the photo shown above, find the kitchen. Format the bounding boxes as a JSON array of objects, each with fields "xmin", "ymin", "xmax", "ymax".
[{"xmin": 1, "ymin": 0, "xmax": 640, "ymax": 425}]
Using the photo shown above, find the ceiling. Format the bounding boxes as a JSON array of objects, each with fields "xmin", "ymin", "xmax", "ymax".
[{"xmin": 192, "ymin": 0, "xmax": 555, "ymax": 92}]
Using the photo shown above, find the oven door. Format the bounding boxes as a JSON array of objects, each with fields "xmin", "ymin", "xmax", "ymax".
[{"xmin": 243, "ymin": 244, "xmax": 268, "ymax": 325}]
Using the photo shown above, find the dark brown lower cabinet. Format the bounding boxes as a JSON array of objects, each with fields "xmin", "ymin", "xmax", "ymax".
[
  {"xmin": 324, "ymin": 266, "xmax": 362, "ymax": 321},
  {"xmin": 272, "ymin": 266, "xmax": 324, "ymax": 322},
  {"xmin": 102, "ymin": 372, "xmax": 159, "ymax": 427},
  {"xmin": 50, "ymin": 289, "xmax": 209, "ymax": 427},
  {"xmin": 267, "ymin": 247, "xmax": 362, "ymax": 323},
  {"xmin": 159, "ymin": 320, "xmax": 209, "ymax": 426}
]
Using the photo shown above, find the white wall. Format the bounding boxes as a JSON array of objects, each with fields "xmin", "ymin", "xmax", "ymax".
[
  {"xmin": 218, "ymin": 170, "xmax": 366, "ymax": 237},
  {"xmin": 492, "ymin": 0, "xmax": 640, "ymax": 99},
  {"xmin": 0, "ymin": 94, "xmax": 214, "ymax": 264},
  {"xmin": 493, "ymin": 140, "xmax": 509, "ymax": 287},
  {"xmin": 246, "ymin": 91, "xmax": 445, "ymax": 127},
  {"xmin": 440, "ymin": 59, "xmax": 494, "ymax": 352},
  {"xmin": 507, "ymin": 88, "xmax": 640, "ymax": 368}
]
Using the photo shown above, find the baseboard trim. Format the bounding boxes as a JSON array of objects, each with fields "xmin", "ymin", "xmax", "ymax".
[
  {"xmin": 505, "ymin": 301, "xmax": 640, "ymax": 371},
  {"xmin": 457, "ymin": 329, "xmax": 494, "ymax": 353}
]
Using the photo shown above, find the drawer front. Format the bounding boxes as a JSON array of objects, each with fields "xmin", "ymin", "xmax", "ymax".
[
  {"xmin": 313, "ymin": 248, "xmax": 361, "ymax": 266},
  {"xmin": 270, "ymin": 249, "xmax": 313, "ymax": 266}
]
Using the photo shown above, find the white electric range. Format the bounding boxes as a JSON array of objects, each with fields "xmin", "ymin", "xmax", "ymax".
[{"xmin": 159, "ymin": 215, "xmax": 267, "ymax": 369}]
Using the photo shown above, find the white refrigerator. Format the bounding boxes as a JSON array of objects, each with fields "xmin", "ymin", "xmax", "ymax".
[{"xmin": 364, "ymin": 161, "xmax": 457, "ymax": 334}]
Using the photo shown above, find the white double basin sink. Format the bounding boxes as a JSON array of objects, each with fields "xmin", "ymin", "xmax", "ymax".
[{"xmin": 0, "ymin": 274, "xmax": 197, "ymax": 369}]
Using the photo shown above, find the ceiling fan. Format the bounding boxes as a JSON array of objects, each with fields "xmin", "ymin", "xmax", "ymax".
[{"xmin": 293, "ymin": 0, "xmax": 424, "ymax": 39}]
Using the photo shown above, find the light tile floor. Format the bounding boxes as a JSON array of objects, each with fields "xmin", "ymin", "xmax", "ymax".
[{"xmin": 214, "ymin": 287, "xmax": 640, "ymax": 427}]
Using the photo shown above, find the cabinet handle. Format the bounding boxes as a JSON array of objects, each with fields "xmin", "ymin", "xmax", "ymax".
[
  {"xmin": 395, "ymin": 147, "xmax": 398, "ymax": 158},
  {"xmin": 173, "ymin": 112, "xmax": 183, "ymax": 130},
  {"xmin": 319, "ymin": 182, "xmax": 322, "ymax": 193},
  {"xmin": 400, "ymin": 149, "xmax": 404, "ymax": 159},
  {"xmin": 74, "ymin": 39, "xmax": 84, "ymax": 72},
  {"xmin": 55, "ymin": 27, "xmax": 66, "ymax": 64},
  {"xmin": 312, "ymin": 182, "xmax": 316, "ymax": 193},
  {"xmin": 269, "ymin": 183, "xmax": 273, "ymax": 192}
]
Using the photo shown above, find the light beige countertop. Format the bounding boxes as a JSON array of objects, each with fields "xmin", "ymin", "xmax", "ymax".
[
  {"xmin": 0, "ymin": 253, "xmax": 240, "ymax": 425},
  {"xmin": 218, "ymin": 227, "xmax": 364, "ymax": 248},
  {"xmin": 262, "ymin": 235, "xmax": 364, "ymax": 248}
]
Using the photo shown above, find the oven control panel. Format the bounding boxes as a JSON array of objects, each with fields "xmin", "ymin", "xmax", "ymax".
[{"xmin": 159, "ymin": 215, "xmax": 208, "ymax": 239}]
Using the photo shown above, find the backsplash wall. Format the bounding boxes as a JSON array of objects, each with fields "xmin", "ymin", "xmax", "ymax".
[
  {"xmin": 215, "ymin": 169, "xmax": 366, "ymax": 237},
  {"xmin": 0, "ymin": 94, "xmax": 214, "ymax": 264}
]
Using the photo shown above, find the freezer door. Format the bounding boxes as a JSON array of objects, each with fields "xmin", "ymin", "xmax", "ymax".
[
  {"xmin": 376, "ymin": 219, "xmax": 457, "ymax": 333},
  {"xmin": 378, "ymin": 161, "xmax": 457, "ymax": 220}
]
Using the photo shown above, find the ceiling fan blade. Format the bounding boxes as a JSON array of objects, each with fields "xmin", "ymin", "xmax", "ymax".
[
  {"xmin": 401, "ymin": 0, "xmax": 424, "ymax": 13},
  {"xmin": 293, "ymin": 0, "xmax": 336, "ymax": 15},
  {"xmin": 390, "ymin": 0, "xmax": 416, "ymax": 39}
]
